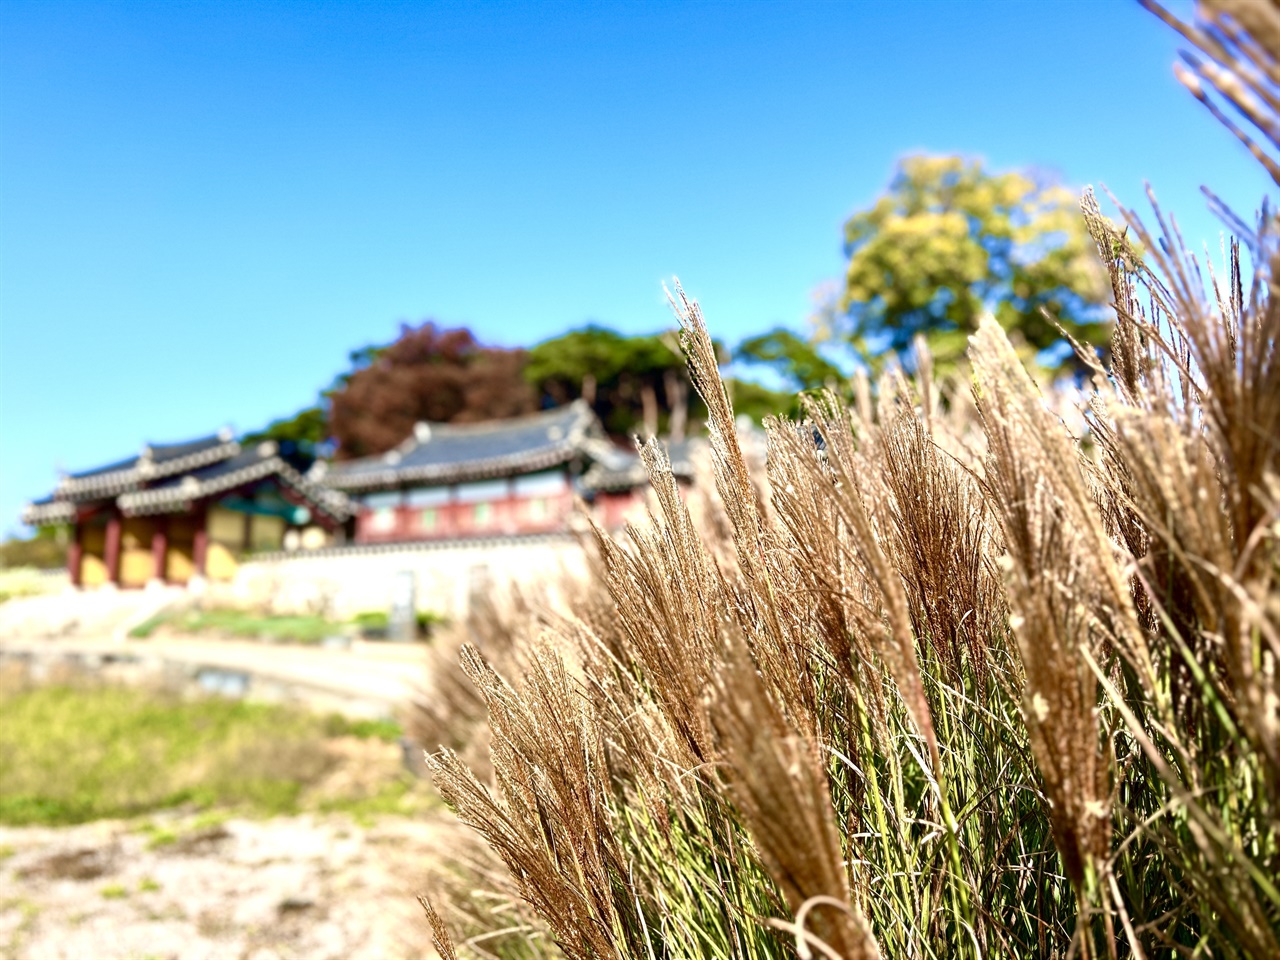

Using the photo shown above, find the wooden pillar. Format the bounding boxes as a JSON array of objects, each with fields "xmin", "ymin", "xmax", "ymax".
[
  {"xmin": 104, "ymin": 512, "xmax": 122, "ymax": 585},
  {"xmin": 242, "ymin": 510, "xmax": 253, "ymax": 552},
  {"xmin": 67, "ymin": 521, "xmax": 84, "ymax": 588},
  {"xmin": 193, "ymin": 508, "xmax": 209, "ymax": 576},
  {"xmin": 150, "ymin": 516, "xmax": 169, "ymax": 583}
]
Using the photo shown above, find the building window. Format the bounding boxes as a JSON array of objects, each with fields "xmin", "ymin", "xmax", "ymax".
[
  {"xmin": 407, "ymin": 485, "xmax": 451, "ymax": 508},
  {"xmin": 370, "ymin": 507, "xmax": 395, "ymax": 533},
  {"xmin": 514, "ymin": 470, "xmax": 566, "ymax": 497},
  {"xmin": 456, "ymin": 478, "xmax": 509, "ymax": 503},
  {"xmin": 473, "ymin": 502, "xmax": 492, "ymax": 525},
  {"xmin": 420, "ymin": 508, "xmax": 437, "ymax": 531}
]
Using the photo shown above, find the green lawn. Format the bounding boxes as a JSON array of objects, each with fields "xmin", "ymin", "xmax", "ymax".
[
  {"xmin": 129, "ymin": 606, "xmax": 445, "ymax": 642},
  {"xmin": 128, "ymin": 607, "xmax": 343, "ymax": 643},
  {"xmin": 0, "ymin": 684, "xmax": 433, "ymax": 826}
]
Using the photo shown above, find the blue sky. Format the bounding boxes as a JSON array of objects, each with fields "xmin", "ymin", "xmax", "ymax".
[{"xmin": 0, "ymin": 0, "xmax": 1272, "ymax": 533}]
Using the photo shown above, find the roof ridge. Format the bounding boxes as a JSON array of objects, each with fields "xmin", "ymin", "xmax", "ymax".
[
  {"xmin": 411, "ymin": 399, "xmax": 589, "ymax": 438},
  {"xmin": 146, "ymin": 430, "xmax": 230, "ymax": 449},
  {"xmin": 55, "ymin": 436, "xmax": 242, "ymax": 498}
]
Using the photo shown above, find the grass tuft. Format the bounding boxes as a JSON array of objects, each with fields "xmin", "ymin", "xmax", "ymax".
[{"xmin": 414, "ymin": 9, "xmax": 1280, "ymax": 953}]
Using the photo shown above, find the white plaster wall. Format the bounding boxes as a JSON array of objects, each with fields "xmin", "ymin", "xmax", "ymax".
[{"xmin": 221, "ymin": 536, "xmax": 589, "ymax": 620}]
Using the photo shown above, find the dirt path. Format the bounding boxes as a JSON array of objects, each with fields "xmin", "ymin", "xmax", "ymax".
[{"xmin": 1, "ymin": 812, "xmax": 442, "ymax": 960}]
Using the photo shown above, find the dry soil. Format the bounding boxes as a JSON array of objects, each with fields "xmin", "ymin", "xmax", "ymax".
[{"xmin": 1, "ymin": 811, "xmax": 442, "ymax": 960}]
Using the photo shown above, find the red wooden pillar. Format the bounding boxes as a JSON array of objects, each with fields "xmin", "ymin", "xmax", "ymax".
[
  {"xmin": 193, "ymin": 507, "xmax": 209, "ymax": 577},
  {"xmin": 150, "ymin": 516, "xmax": 169, "ymax": 583},
  {"xmin": 104, "ymin": 512, "xmax": 122, "ymax": 585},
  {"xmin": 67, "ymin": 521, "xmax": 84, "ymax": 588}
]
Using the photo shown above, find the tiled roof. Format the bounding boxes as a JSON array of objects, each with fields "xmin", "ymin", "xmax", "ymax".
[
  {"xmin": 23, "ymin": 435, "xmax": 351, "ymax": 526},
  {"xmin": 21, "ymin": 497, "xmax": 77, "ymax": 526},
  {"xmin": 319, "ymin": 401, "xmax": 599, "ymax": 492},
  {"xmin": 117, "ymin": 443, "xmax": 352, "ymax": 522},
  {"xmin": 20, "ymin": 404, "xmax": 685, "ymax": 528},
  {"xmin": 55, "ymin": 430, "xmax": 240, "ymax": 498}
]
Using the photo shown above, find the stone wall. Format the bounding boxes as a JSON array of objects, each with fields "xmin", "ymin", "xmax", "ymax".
[{"xmin": 211, "ymin": 533, "xmax": 589, "ymax": 620}]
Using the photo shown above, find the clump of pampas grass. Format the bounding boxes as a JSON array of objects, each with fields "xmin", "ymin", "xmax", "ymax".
[{"xmin": 414, "ymin": 3, "xmax": 1278, "ymax": 957}]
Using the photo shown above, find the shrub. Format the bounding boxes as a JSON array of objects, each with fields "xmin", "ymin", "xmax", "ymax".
[
  {"xmin": 351, "ymin": 609, "xmax": 446, "ymax": 639},
  {"xmin": 0, "ymin": 528, "xmax": 67, "ymax": 570}
]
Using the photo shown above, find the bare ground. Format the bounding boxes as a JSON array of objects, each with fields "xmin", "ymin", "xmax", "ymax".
[{"xmin": 0, "ymin": 811, "xmax": 442, "ymax": 960}]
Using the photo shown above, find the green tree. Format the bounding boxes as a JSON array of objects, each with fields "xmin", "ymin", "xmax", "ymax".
[
  {"xmin": 722, "ymin": 377, "xmax": 795, "ymax": 423},
  {"xmin": 0, "ymin": 526, "xmax": 68, "ymax": 569},
  {"xmin": 728, "ymin": 328, "xmax": 849, "ymax": 421},
  {"xmin": 840, "ymin": 154, "xmax": 1110, "ymax": 374},
  {"xmin": 242, "ymin": 406, "xmax": 328, "ymax": 448},
  {"xmin": 734, "ymin": 328, "xmax": 846, "ymax": 392},
  {"xmin": 526, "ymin": 325, "xmax": 698, "ymax": 439}
]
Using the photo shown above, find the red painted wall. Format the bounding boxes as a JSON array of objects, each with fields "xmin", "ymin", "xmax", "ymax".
[
  {"xmin": 351, "ymin": 487, "xmax": 657, "ymax": 543},
  {"xmin": 354, "ymin": 489, "xmax": 585, "ymax": 543}
]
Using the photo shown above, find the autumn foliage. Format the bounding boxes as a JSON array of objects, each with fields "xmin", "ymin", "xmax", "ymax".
[{"xmin": 328, "ymin": 323, "xmax": 536, "ymax": 460}]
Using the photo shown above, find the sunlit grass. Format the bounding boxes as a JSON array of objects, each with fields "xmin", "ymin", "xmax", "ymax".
[
  {"xmin": 130, "ymin": 606, "xmax": 447, "ymax": 642},
  {"xmin": 0, "ymin": 683, "xmax": 435, "ymax": 826},
  {"xmin": 128, "ymin": 607, "xmax": 344, "ymax": 643}
]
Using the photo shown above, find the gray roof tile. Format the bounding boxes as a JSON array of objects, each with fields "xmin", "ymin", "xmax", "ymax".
[
  {"xmin": 56, "ymin": 431, "xmax": 241, "ymax": 497},
  {"xmin": 320, "ymin": 401, "xmax": 599, "ymax": 491},
  {"xmin": 118, "ymin": 443, "xmax": 351, "ymax": 521}
]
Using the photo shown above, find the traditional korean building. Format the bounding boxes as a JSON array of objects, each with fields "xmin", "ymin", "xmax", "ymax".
[
  {"xmin": 21, "ymin": 403, "xmax": 694, "ymax": 591},
  {"xmin": 22, "ymin": 432, "xmax": 350, "ymax": 588},
  {"xmin": 316, "ymin": 400, "xmax": 689, "ymax": 543}
]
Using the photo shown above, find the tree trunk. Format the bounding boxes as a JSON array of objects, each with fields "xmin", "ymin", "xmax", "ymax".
[
  {"xmin": 581, "ymin": 373, "xmax": 597, "ymax": 406},
  {"xmin": 665, "ymin": 369, "xmax": 688, "ymax": 443},
  {"xmin": 640, "ymin": 383, "xmax": 659, "ymax": 439}
]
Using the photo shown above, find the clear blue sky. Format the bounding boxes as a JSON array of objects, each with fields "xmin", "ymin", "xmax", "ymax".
[{"xmin": 0, "ymin": 0, "xmax": 1272, "ymax": 533}]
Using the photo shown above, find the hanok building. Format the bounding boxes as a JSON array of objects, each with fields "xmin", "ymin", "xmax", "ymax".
[
  {"xmin": 317, "ymin": 400, "xmax": 687, "ymax": 543},
  {"xmin": 22, "ymin": 404, "xmax": 693, "ymax": 591},
  {"xmin": 22, "ymin": 432, "xmax": 351, "ymax": 588}
]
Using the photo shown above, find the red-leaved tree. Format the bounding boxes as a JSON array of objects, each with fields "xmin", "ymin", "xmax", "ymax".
[{"xmin": 328, "ymin": 323, "xmax": 536, "ymax": 460}]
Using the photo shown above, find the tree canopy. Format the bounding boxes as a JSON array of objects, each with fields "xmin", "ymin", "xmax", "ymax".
[
  {"xmin": 840, "ymin": 154, "xmax": 1110, "ymax": 374},
  {"xmin": 242, "ymin": 406, "xmax": 328, "ymax": 449},
  {"xmin": 0, "ymin": 526, "xmax": 68, "ymax": 569},
  {"xmin": 722, "ymin": 377, "xmax": 795, "ymax": 423},
  {"xmin": 245, "ymin": 322, "xmax": 718, "ymax": 462},
  {"xmin": 525, "ymin": 325, "xmax": 696, "ymax": 439},
  {"xmin": 328, "ymin": 323, "xmax": 535, "ymax": 460},
  {"xmin": 734, "ymin": 328, "xmax": 846, "ymax": 392}
]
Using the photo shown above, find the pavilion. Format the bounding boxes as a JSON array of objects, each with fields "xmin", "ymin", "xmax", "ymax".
[
  {"xmin": 22, "ymin": 403, "xmax": 696, "ymax": 589},
  {"xmin": 317, "ymin": 400, "xmax": 693, "ymax": 542},
  {"xmin": 22, "ymin": 431, "xmax": 351, "ymax": 588}
]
